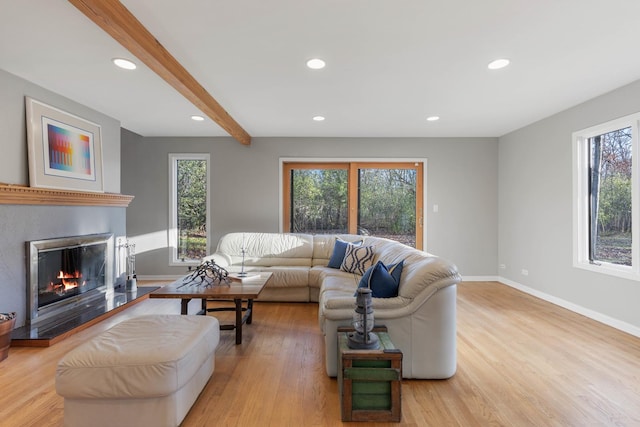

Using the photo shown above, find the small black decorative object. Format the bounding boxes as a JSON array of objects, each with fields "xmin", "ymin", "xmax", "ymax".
[{"xmin": 181, "ymin": 260, "xmax": 230, "ymax": 287}]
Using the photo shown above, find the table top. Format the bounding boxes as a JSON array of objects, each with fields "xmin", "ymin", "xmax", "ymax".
[
  {"xmin": 150, "ymin": 271, "xmax": 272, "ymax": 300},
  {"xmin": 337, "ymin": 326, "xmax": 402, "ymax": 358}
]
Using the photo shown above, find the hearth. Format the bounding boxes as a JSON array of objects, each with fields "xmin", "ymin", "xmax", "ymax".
[{"xmin": 26, "ymin": 233, "xmax": 114, "ymax": 325}]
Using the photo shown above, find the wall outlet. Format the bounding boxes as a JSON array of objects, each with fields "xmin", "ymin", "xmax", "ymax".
[
  {"xmin": 521, "ymin": 269, "xmax": 529, "ymax": 276},
  {"xmin": 499, "ymin": 264, "xmax": 506, "ymax": 270}
]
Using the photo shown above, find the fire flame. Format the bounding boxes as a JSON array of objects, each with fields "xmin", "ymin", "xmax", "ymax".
[{"xmin": 49, "ymin": 270, "xmax": 85, "ymax": 293}]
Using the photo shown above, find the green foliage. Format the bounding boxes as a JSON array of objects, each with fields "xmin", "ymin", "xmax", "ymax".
[
  {"xmin": 359, "ymin": 169, "xmax": 415, "ymax": 234},
  {"xmin": 590, "ymin": 127, "xmax": 632, "ymax": 266},
  {"xmin": 177, "ymin": 159, "xmax": 207, "ymax": 260},
  {"xmin": 597, "ymin": 173, "xmax": 631, "ymax": 234},
  {"xmin": 177, "ymin": 159, "xmax": 207, "ymax": 231},
  {"xmin": 291, "ymin": 168, "xmax": 416, "ymax": 238},
  {"xmin": 594, "ymin": 128, "xmax": 632, "ymax": 235},
  {"xmin": 292, "ymin": 169, "xmax": 348, "ymax": 233},
  {"xmin": 179, "ymin": 234, "xmax": 207, "ymax": 261}
]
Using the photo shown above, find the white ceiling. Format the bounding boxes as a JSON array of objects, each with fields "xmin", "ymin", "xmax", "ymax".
[{"xmin": 2, "ymin": 0, "xmax": 640, "ymax": 140}]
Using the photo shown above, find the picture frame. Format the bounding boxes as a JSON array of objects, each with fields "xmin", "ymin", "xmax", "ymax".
[{"xmin": 25, "ymin": 97, "xmax": 104, "ymax": 192}]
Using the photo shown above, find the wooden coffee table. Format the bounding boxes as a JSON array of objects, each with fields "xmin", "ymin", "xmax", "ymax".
[{"xmin": 150, "ymin": 272, "xmax": 272, "ymax": 344}]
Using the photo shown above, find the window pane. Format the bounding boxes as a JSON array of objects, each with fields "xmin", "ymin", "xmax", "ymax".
[
  {"xmin": 358, "ymin": 168, "xmax": 416, "ymax": 247},
  {"xmin": 290, "ymin": 169, "xmax": 348, "ymax": 233},
  {"xmin": 176, "ymin": 159, "xmax": 207, "ymax": 262},
  {"xmin": 589, "ymin": 127, "xmax": 632, "ymax": 266}
]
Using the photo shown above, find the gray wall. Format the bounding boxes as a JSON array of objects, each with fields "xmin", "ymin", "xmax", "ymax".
[
  {"xmin": 5, "ymin": 61, "xmax": 640, "ymax": 334},
  {"xmin": 0, "ymin": 69, "xmax": 125, "ymax": 327},
  {"xmin": 121, "ymin": 132, "xmax": 498, "ymax": 279},
  {"xmin": 499, "ymin": 78, "xmax": 640, "ymax": 331},
  {"xmin": 0, "ymin": 69, "xmax": 121, "ymax": 191}
]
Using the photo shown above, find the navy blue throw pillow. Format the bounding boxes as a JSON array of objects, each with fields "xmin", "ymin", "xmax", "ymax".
[
  {"xmin": 327, "ymin": 239, "xmax": 361, "ymax": 269},
  {"xmin": 357, "ymin": 260, "xmax": 404, "ymax": 298}
]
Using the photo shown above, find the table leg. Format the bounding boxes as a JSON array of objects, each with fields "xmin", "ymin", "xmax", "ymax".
[
  {"xmin": 247, "ymin": 299, "xmax": 254, "ymax": 324},
  {"xmin": 180, "ymin": 298, "xmax": 191, "ymax": 315},
  {"xmin": 234, "ymin": 298, "xmax": 242, "ymax": 345}
]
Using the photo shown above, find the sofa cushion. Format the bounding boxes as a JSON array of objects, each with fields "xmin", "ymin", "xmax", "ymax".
[
  {"xmin": 319, "ymin": 270, "xmax": 361, "ymax": 293},
  {"xmin": 341, "ymin": 245, "xmax": 374, "ymax": 275},
  {"xmin": 357, "ymin": 260, "xmax": 404, "ymax": 298},
  {"xmin": 328, "ymin": 238, "xmax": 361, "ymax": 268},
  {"xmin": 210, "ymin": 232, "xmax": 313, "ymax": 267},
  {"xmin": 310, "ymin": 266, "xmax": 358, "ymax": 294},
  {"xmin": 253, "ymin": 266, "xmax": 310, "ymax": 289}
]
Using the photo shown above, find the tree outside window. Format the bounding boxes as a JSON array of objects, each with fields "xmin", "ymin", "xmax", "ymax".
[
  {"xmin": 573, "ymin": 114, "xmax": 639, "ymax": 280},
  {"xmin": 169, "ymin": 154, "xmax": 209, "ymax": 264},
  {"xmin": 589, "ymin": 128, "xmax": 632, "ymax": 265},
  {"xmin": 284, "ymin": 161, "xmax": 423, "ymax": 249}
]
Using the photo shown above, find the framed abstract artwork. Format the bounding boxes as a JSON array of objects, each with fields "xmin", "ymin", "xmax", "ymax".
[{"xmin": 25, "ymin": 97, "xmax": 104, "ymax": 192}]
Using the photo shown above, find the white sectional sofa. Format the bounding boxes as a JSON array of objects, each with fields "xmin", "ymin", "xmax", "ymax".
[{"xmin": 204, "ymin": 232, "xmax": 461, "ymax": 379}]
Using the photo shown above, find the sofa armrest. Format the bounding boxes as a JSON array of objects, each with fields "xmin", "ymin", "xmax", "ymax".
[{"xmin": 323, "ymin": 296, "xmax": 356, "ymax": 310}]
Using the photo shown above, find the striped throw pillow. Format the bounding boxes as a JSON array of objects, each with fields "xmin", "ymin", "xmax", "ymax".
[{"xmin": 340, "ymin": 245, "xmax": 374, "ymax": 275}]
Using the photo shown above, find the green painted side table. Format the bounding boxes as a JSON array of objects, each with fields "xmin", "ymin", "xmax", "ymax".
[{"xmin": 337, "ymin": 326, "xmax": 402, "ymax": 422}]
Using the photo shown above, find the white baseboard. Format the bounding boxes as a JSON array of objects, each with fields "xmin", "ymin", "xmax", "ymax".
[
  {"xmin": 461, "ymin": 275, "xmax": 501, "ymax": 282},
  {"xmin": 136, "ymin": 274, "xmax": 184, "ymax": 282},
  {"xmin": 498, "ymin": 276, "xmax": 640, "ymax": 339}
]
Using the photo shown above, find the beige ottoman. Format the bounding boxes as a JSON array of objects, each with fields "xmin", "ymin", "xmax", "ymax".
[{"xmin": 56, "ymin": 314, "xmax": 219, "ymax": 427}]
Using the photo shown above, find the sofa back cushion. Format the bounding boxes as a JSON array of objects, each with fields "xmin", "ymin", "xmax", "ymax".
[{"xmin": 216, "ymin": 232, "xmax": 313, "ymax": 267}]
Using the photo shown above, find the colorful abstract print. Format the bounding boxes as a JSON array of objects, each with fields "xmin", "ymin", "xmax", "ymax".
[{"xmin": 47, "ymin": 124, "xmax": 92, "ymax": 175}]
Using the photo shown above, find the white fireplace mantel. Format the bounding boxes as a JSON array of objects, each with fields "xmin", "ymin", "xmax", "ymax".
[{"xmin": 0, "ymin": 184, "xmax": 134, "ymax": 207}]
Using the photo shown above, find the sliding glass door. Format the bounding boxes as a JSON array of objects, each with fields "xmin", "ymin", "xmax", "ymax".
[{"xmin": 283, "ymin": 161, "xmax": 423, "ymax": 249}]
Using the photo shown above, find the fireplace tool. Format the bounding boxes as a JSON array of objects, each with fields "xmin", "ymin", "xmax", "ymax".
[{"xmin": 119, "ymin": 240, "xmax": 137, "ymax": 291}]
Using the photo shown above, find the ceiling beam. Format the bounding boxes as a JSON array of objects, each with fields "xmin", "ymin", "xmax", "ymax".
[{"xmin": 68, "ymin": 0, "xmax": 251, "ymax": 145}]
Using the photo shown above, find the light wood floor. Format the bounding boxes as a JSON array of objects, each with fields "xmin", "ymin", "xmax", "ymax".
[{"xmin": 1, "ymin": 281, "xmax": 639, "ymax": 426}]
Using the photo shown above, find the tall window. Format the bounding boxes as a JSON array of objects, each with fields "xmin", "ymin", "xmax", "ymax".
[
  {"xmin": 283, "ymin": 161, "xmax": 424, "ymax": 249},
  {"xmin": 169, "ymin": 153, "xmax": 210, "ymax": 265},
  {"xmin": 573, "ymin": 114, "xmax": 639, "ymax": 279}
]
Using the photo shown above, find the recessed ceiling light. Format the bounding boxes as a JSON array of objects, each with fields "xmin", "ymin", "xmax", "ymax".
[
  {"xmin": 426, "ymin": 116, "xmax": 440, "ymax": 122},
  {"xmin": 306, "ymin": 58, "xmax": 326, "ymax": 70},
  {"xmin": 487, "ymin": 58, "xmax": 510, "ymax": 70},
  {"xmin": 191, "ymin": 115, "xmax": 205, "ymax": 121},
  {"xmin": 313, "ymin": 116, "xmax": 325, "ymax": 121},
  {"xmin": 112, "ymin": 58, "xmax": 137, "ymax": 70}
]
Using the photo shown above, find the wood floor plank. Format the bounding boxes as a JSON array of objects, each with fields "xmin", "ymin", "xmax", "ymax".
[{"xmin": 1, "ymin": 281, "xmax": 640, "ymax": 426}]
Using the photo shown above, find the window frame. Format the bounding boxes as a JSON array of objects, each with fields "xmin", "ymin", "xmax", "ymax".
[
  {"xmin": 280, "ymin": 158, "xmax": 426, "ymax": 250},
  {"xmin": 572, "ymin": 113, "xmax": 640, "ymax": 280},
  {"xmin": 168, "ymin": 153, "xmax": 211, "ymax": 266}
]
